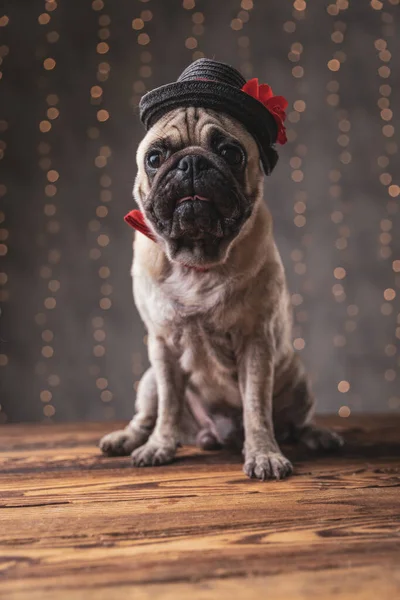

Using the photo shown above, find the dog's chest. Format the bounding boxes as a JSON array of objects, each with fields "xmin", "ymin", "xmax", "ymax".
[
  {"xmin": 138, "ymin": 270, "xmax": 242, "ymax": 389},
  {"xmin": 170, "ymin": 318, "xmax": 237, "ymax": 380}
]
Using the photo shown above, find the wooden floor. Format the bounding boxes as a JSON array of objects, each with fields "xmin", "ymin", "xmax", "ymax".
[{"xmin": 0, "ymin": 416, "xmax": 399, "ymax": 600}]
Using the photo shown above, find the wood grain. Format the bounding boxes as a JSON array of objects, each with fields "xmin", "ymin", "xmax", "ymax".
[{"xmin": 0, "ymin": 415, "xmax": 399, "ymax": 600}]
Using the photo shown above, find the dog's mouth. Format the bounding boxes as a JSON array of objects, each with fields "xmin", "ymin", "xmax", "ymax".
[
  {"xmin": 176, "ymin": 195, "xmax": 211, "ymax": 205},
  {"xmin": 148, "ymin": 183, "xmax": 249, "ymax": 255},
  {"xmin": 169, "ymin": 194, "xmax": 227, "ymax": 241}
]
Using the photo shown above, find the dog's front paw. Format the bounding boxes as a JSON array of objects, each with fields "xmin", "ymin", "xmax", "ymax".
[
  {"xmin": 298, "ymin": 425, "xmax": 344, "ymax": 452},
  {"xmin": 244, "ymin": 451, "xmax": 293, "ymax": 481},
  {"xmin": 99, "ymin": 428, "xmax": 147, "ymax": 456},
  {"xmin": 131, "ymin": 440, "xmax": 177, "ymax": 467}
]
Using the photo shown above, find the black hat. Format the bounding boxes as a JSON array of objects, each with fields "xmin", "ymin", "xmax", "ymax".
[{"xmin": 139, "ymin": 59, "xmax": 287, "ymax": 174}]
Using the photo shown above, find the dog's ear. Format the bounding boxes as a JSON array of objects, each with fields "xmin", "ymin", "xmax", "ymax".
[{"xmin": 260, "ymin": 146, "xmax": 279, "ymax": 176}]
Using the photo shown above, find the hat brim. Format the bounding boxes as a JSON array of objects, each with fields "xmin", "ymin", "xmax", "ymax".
[{"xmin": 139, "ymin": 80, "xmax": 279, "ymax": 169}]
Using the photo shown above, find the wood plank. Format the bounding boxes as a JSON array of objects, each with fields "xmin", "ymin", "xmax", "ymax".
[
  {"xmin": 3, "ymin": 567, "xmax": 400, "ymax": 600},
  {"xmin": 0, "ymin": 416, "xmax": 399, "ymax": 600}
]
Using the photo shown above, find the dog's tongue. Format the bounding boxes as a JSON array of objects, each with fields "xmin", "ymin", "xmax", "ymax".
[{"xmin": 124, "ymin": 209, "xmax": 157, "ymax": 242}]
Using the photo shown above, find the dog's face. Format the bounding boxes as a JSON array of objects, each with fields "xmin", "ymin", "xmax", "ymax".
[{"xmin": 134, "ymin": 107, "xmax": 266, "ymax": 268}]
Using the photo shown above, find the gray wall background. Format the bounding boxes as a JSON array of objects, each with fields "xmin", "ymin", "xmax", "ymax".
[{"xmin": 0, "ymin": 0, "xmax": 399, "ymax": 424}]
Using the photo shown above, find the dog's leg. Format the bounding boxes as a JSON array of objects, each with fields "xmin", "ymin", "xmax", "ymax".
[
  {"xmin": 239, "ymin": 336, "xmax": 293, "ymax": 481},
  {"xmin": 273, "ymin": 356, "xmax": 343, "ymax": 451},
  {"xmin": 289, "ymin": 378, "xmax": 344, "ymax": 451},
  {"xmin": 131, "ymin": 336, "xmax": 184, "ymax": 467},
  {"xmin": 99, "ymin": 367, "xmax": 157, "ymax": 456}
]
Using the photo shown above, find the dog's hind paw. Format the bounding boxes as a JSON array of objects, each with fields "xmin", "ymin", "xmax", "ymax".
[
  {"xmin": 297, "ymin": 424, "xmax": 344, "ymax": 452},
  {"xmin": 99, "ymin": 428, "xmax": 147, "ymax": 456}
]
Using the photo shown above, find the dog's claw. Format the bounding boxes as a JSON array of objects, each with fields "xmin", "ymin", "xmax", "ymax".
[{"xmin": 244, "ymin": 465, "xmax": 255, "ymax": 479}]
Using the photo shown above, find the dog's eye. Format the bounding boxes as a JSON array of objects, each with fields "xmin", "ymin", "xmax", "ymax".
[
  {"xmin": 146, "ymin": 150, "xmax": 165, "ymax": 169},
  {"xmin": 219, "ymin": 145, "xmax": 243, "ymax": 167}
]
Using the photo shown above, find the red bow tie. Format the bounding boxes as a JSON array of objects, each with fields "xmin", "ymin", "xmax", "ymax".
[
  {"xmin": 124, "ymin": 209, "xmax": 208, "ymax": 272},
  {"xmin": 124, "ymin": 209, "xmax": 157, "ymax": 241}
]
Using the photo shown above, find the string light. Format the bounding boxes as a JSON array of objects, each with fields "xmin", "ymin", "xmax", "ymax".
[
  {"xmin": 284, "ymin": 2, "xmax": 310, "ymax": 351},
  {"xmin": 181, "ymin": 0, "xmax": 205, "ymax": 61},
  {"xmin": 88, "ymin": 0, "xmax": 115, "ymax": 418},
  {"xmin": 130, "ymin": 2, "xmax": 153, "ymax": 111},
  {"xmin": 233, "ymin": 1, "xmax": 255, "ymax": 80},
  {"xmin": 372, "ymin": 3, "xmax": 399, "ymax": 404},
  {"xmin": 338, "ymin": 405, "xmax": 351, "ymax": 417},
  {"xmin": 325, "ymin": 1, "xmax": 359, "ymax": 416},
  {"xmin": 0, "ymin": 12, "xmax": 9, "ymax": 421},
  {"xmin": 338, "ymin": 380, "xmax": 350, "ymax": 393},
  {"xmin": 33, "ymin": 0, "xmax": 62, "ymax": 421}
]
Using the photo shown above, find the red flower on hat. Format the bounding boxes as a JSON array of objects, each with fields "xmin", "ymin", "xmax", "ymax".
[{"xmin": 241, "ymin": 78, "xmax": 288, "ymax": 145}]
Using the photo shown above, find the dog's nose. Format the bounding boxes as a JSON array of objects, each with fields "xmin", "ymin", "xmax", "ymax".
[{"xmin": 177, "ymin": 155, "xmax": 209, "ymax": 177}]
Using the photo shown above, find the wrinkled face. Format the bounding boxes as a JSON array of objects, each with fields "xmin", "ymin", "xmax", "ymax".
[{"xmin": 134, "ymin": 107, "xmax": 264, "ymax": 267}]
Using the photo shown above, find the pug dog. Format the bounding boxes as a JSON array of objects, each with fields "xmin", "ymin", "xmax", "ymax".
[{"xmin": 100, "ymin": 60, "xmax": 343, "ymax": 480}]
